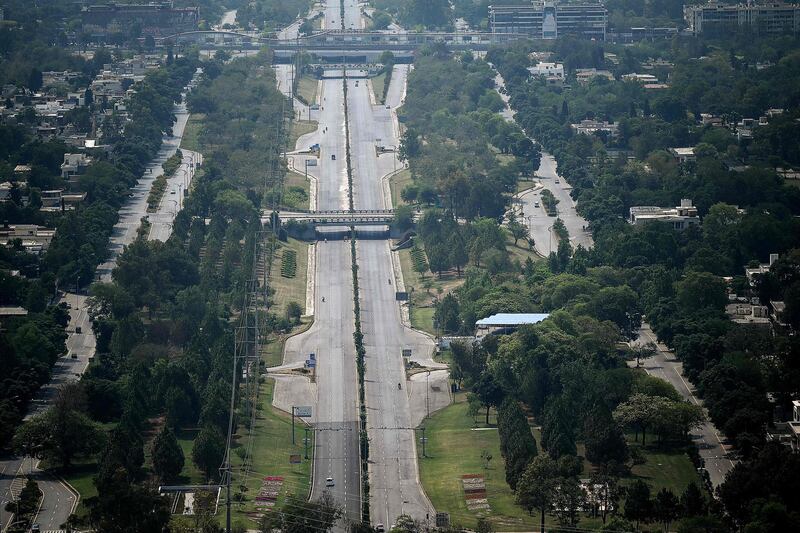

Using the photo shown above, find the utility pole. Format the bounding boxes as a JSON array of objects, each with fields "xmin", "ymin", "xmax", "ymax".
[
  {"xmin": 420, "ymin": 427, "xmax": 427, "ymax": 458},
  {"xmin": 291, "ymin": 406, "xmax": 296, "ymax": 445},
  {"xmin": 304, "ymin": 427, "xmax": 310, "ymax": 459}
]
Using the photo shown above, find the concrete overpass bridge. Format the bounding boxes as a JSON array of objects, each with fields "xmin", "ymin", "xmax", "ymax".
[
  {"xmin": 272, "ymin": 209, "xmax": 396, "ymax": 226},
  {"xmin": 159, "ymin": 29, "xmax": 529, "ymax": 52}
]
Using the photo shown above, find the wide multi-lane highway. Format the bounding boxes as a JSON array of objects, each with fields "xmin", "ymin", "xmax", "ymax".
[{"xmin": 274, "ymin": 1, "xmax": 435, "ymax": 528}]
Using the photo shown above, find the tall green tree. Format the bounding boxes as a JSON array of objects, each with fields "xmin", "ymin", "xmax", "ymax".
[
  {"xmin": 151, "ymin": 425, "xmax": 184, "ymax": 483},
  {"xmin": 516, "ymin": 455, "xmax": 559, "ymax": 533}
]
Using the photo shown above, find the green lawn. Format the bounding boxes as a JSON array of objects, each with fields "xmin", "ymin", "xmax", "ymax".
[
  {"xmin": 371, "ymin": 72, "xmax": 388, "ymax": 104},
  {"xmin": 296, "ymin": 75, "xmax": 319, "ymax": 106},
  {"xmin": 504, "ymin": 230, "xmax": 542, "ymax": 263},
  {"xmin": 60, "ymin": 460, "xmax": 99, "ymax": 519},
  {"xmin": 629, "ymin": 441, "xmax": 702, "ymax": 494},
  {"xmin": 176, "ymin": 428, "xmax": 206, "ymax": 485},
  {"xmin": 289, "ymin": 120, "xmax": 318, "ymax": 150},
  {"xmin": 226, "ymin": 378, "xmax": 313, "ymax": 528},
  {"xmin": 389, "ymin": 168, "xmax": 413, "ymax": 208},
  {"xmin": 516, "ymin": 179, "xmax": 537, "ymax": 193},
  {"xmin": 419, "ymin": 393, "xmax": 553, "ymax": 531},
  {"xmin": 180, "ymin": 113, "xmax": 205, "ymax": 152},
  {"xmin": 269, "ymin": 238, "xmax": 309, "ymax": 318},
  {"xmin": 420, "ymin": 393, "xmax": 704, "ymax": 531}
]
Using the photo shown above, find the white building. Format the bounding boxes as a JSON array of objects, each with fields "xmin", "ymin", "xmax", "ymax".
[
  {"xmin": 528, "ymin": 62, "xmax": 565, "ymax": 79},
  {"xmin": 629, "ymin": 199, "xmax": 699, "ymax": 230},
  {"xmin": 571, "ymin": 119, "xmax": 619, "ymax": 137}
]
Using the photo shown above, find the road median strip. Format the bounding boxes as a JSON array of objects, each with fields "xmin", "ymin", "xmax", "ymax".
[{"xmin": 343, "ymin": 70, "xmax": 371, "ymax": 523}]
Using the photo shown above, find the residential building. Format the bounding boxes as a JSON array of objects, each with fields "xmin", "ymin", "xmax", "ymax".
[
  {"xmin": 0, "ymin": 224, "xmax": 56, "ymax": 254},
  {"xmin": 685, "ymin": 2, "xmax": 800, "ymax": 36},
  {"xmin": 767, "ymin": 400, "xmax": 800, "ymax": 452},
  {"xmin": 38, "ymin": 189, "xmax": 88, "ymax": 212},
  {"xmin": 575, "ymin": 68, "xmax": 614, "ymax": 84},
  {"xmin": 489, "ymin": 1, "xmax": 607, "ymax": 40},
  {"xmin": 571, "ymin": 119, "xmax": 619, "ymax": 137},
  {"xmin": 622, "ymin": 73, "xmax": 659, "ymax": 84},
  {"xmin": 528, "ymin": 62, "xmax": 565, "ymax": 79},
  {"xmin": 725, "ymin": 300, "xmax": 771, "ymax": 326},
  {"xmin": 745, "ymin": 253, "xmax": 780, "ymax": 286},
  {"xmin": 61, "ymin": 153, "xmax": 93, "ymax": 181},
  {"xmin": 669, "ymin": 147, "xmax": 696, "ymax": 164},
  {"xmin": 629, "ymin": 199, "xmax": 699, "ymax": 229}
]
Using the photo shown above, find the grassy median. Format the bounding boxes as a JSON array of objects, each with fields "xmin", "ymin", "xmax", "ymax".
[{"xmin": 371, "ymin": 72, "xmax": 388, "ymax": 104}]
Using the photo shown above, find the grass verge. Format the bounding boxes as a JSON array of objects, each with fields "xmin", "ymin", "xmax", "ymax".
[
  {"xmin": 180, "ymin": 113, "xmax": 205, "ymax": 152},
  {"xmin": 289, "ymin": 120, "xmax": 318, "ymax": 150},
  {"xmin": 296, "ymin": 75, "xmax": 319, "ymax": 106},
  {"xmin": 226, "ymin": 377, "xmax": 313, "ymax": 527},
  {"xmin": 389, "ymin": 168, "xmax": 412, "ymax": 208},
  {"xmin": 269, "ymin": 238, "xmax": 309, "ymax": 318},
  {"xmin": 371, "ymin": 72, "xmax": 388, "ymax": 104}
]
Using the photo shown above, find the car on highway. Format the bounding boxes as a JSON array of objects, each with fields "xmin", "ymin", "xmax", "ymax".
[
  {"xmin": 534, "ymin": 201, "xmax": 540, "ymax": 208},
  {"xmin": 331, "ymin": 154, "xmax": 336, "ymax": 160},
  {"xmin": 375, "ymin": 525, "xmax": 385, "ymax": 533},
  {"xmin": 555, "ymin": 180, "xmax": 560, "ymax": 184},
  {"xmin": 325, "ymin": 477, "xmax": 335, "ymax": 487}
]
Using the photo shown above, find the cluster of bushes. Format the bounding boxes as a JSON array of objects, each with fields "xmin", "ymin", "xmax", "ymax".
[
  {"xmin": 540, "ymin": 188, "xmax": 558, "ymax": 216},
  {"xmin": 280, "ymin": 248, "xmax": 297, "ymax": 278},
  {"xmin": 146, "ymin": 174, "xmax": 168, "ymax": 212}
]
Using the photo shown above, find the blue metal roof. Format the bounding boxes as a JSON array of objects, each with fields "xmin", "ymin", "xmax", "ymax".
[{"xmin": 475, "ymin": 313, "xmax": 550, "ymax": 327}]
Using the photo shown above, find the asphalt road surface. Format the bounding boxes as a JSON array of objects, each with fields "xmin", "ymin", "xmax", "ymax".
[
  {"xmin": 278, "ymin": 70, "xmax": 362, "ymax": 525},
  {"xmin": 96, "ymin": 95, "xmax": 193, "ymax": 282},
  {"xmin": 346, "ymin": 72, "xmax": 436, "ymax": 525},
  {"xmin": 148, "ymin": 148, "xmax": 202, "ymax": 242},
  {"xmin": 634, "ymin": 324, "xmax": 736, "ymax": 489},
  {"xmin": 493, "ymin": 71, "xmax": 593, "ymax": 255},
  {"xmin": 520, "ymin": 154, "xmax": 594, "ymax": 256}
]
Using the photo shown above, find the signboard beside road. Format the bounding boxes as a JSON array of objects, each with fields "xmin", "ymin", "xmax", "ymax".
[
  {"xmin": 291, "ymin": 406, "xmax": 312, "ymax": 445},
  {"xmin": 294, "ymin": 406, "xmax": 312, "ymax": 418}
]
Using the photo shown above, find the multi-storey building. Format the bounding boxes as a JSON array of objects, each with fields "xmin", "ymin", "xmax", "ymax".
[
  {"xmin": 81, "ymin": 2, "xmax": 199, "ymax": 38},
  {"xmin": 489, "ymin": 1, "xmax": 607, "ymax": 40},
  {"xmin": 684, "ymin": 2, "xmax": 800, "ymax": 35}
]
